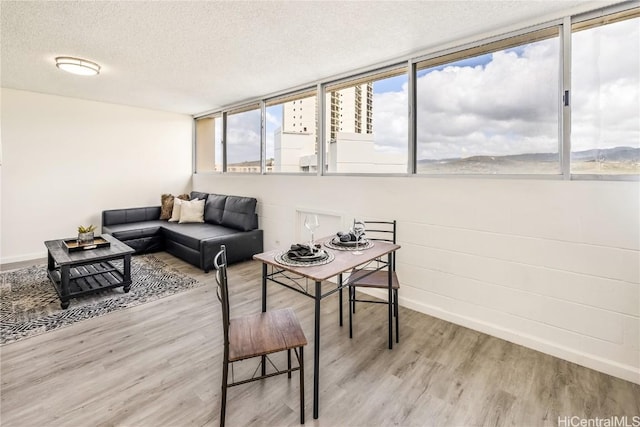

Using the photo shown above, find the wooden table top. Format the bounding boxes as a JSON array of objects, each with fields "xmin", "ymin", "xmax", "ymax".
[
  {"xmin": 44, "ymin": 234, "xmax": 135, "ymax": 265},
  {"xmin": 253, "ymin": 236, "xmax": 400, "ymax": 282}
]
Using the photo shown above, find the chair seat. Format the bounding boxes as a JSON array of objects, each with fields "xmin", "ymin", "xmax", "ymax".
[
  {"xmin": 349, "ymin": 269, "xmax": 400, "ymax": 289},
  {"xmin": 228, "ymin": 308, "xmax": 307, "ymax": 362}
]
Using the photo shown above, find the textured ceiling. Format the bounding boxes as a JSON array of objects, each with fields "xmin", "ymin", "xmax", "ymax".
[{"xmin": 0, "ymin": 1, "xmax": 624, "ymax": 115}]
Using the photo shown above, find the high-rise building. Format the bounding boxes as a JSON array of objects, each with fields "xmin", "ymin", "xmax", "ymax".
[
  {"xmin": 279, "ymin": 83, "xmax": 374, "ymax": 142},
  {"xmin": 326, "ymin": 83, "xmax": 373, "ymax": 141},
  {"xmin": 274, "ymin": 81, "xmax": 383, "ymax": 173},
  {"xmin": 283, "ymin": 97, "xmax": 316, "ymax": 134}
]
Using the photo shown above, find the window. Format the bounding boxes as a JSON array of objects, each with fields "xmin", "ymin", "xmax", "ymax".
[
  {"xmin": 195, "ymin": 115, "xmax": 223, "ymax": 172},
  {"xmin": 324, "ymin": 67, "xmax": 408, "ymax": 174},
  {"xmin": 265, "ymin": 89, "xmax": 317, "ymax": 173},
  {"xmin": 416, "ymin": 28, "xmax": 561, "ymax": 174},
  {"xmin": 226, "ymin": 104, "xmax": 261, "ymax": 173},
  {"xmin": 193, "ymin": 5, "xmax": 638, "ymax": 180},
  {"xmin": 571, "ymin": 11, "xmax": 639, "ymax": 175}
]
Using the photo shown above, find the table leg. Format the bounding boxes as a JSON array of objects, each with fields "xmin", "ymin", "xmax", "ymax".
[
  {"xmin": 47, "ymin": 250, "xmax": 55, "ymax": 271},
  {"xmin": 60, "ymin": 265, "xmax": 70, "ymax": 309},
  {"xmin": 123, "ymin": 254, "xmax": 132, "ymax": 293},
  {"xmin": 338, "ymin": 273, "xmax": 343, "ymax": 327},
  {"xmin": 388, "ymin": 252, "xmax": 393, "ymax": 350},
  {"xmin": 261, "ymin": 263, "xmax": 267, "ymax": 312},
  {"xmin": 313, "ymin": 280, "xmax": 321, "ymax": 419},
  {"xmin": 261, "ymin": 262, "xmax": 267, "ymax": 376}
]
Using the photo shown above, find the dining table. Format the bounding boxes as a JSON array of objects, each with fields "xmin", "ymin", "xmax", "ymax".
[{"xmin": 253, "ymin": 235, "xmax": 401, "ymax": 419}]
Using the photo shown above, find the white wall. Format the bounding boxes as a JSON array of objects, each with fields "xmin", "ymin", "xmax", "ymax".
[
  {"xmin": 193, "ymin": 173, "xmax": 640, "ymax": 384},
  {"xmin": 1, "ymin": 88, "xmax": 193, "ymax": 263}
]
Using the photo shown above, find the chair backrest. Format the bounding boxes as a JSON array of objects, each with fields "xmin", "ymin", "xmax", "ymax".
[
  {"xmin": 364, "ymin": 220, "xmax": 397, "ymax": 270},
  {"xmin": 214, "ymin": 245, "xmax": 230, "ymax": 348}
]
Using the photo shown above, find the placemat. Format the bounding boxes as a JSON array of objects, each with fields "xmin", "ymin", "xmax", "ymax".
[
  {"xmin": 274, "ymin": 250, "xmax": 335, "ymax": 267},
  {"xmin": 324, "ymin": 238, "xmax": 375, "ymax": 251}
]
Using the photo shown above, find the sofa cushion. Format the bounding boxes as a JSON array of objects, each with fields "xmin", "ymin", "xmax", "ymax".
[
  {"xmin": 161, "ymin": 222, "xmax": 242, "ymax": 251},
  {"xmin": 179, "ymin": 199, "xmax": 205, "ymax": 223},
  {"xmin": 102, "ymin": 221, "xmax": 165, "ymax": 241},
  {"xmin": 204, "ymin": 194, "xmax": 227, "ymax": 225},
  {"xmin": 102, "ymin": 207, "xmax": 162, "ymax": 226},
  {"xmin": 190, "ymin": 191, "xmax": 209, "ymax": 202},
  {"xmin": 221, "ymin": 196, "xmax": 258, "ymax": 231}
]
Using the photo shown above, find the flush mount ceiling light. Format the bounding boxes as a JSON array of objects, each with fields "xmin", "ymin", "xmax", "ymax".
[{"xmin": 55, "ymin": 56, "xmax": 100, "ymax": 76}]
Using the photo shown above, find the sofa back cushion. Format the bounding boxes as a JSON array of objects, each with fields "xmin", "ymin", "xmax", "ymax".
[
  {"xmin": 220, "ymin": 196, "xmax": 258, "ymax": 231},
  {"xmin": 204, "ymin": 194, "xmax": 228, "ymax": 224},
  {"xmin": 190, "ymin": 191, "xmax": 209, "ymax": 202},
  {"xmin": 102, "ymin": 206, "xmax": 162, "ymax": 226}
]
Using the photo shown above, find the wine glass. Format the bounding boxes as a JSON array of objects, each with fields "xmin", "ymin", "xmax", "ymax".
[
  {"xmin": 304, "ymin": 214, "xmax": 320, "ymax": 253},
  {"xmin": 352, "ymin": 219, "xmax": 365, "ymax": 255}
]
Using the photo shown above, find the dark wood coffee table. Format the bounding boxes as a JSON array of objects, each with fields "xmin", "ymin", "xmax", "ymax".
[{"xmin": 44, "ymin": 234, "xmax": 135, "ymax": 309}]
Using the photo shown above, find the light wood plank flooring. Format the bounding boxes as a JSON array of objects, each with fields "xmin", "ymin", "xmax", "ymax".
[{"xmin": 1, "ymin": 252, "xmax": 638, "ymax": 426}]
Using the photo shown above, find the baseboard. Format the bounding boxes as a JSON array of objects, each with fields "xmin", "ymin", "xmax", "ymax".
[
  {"xmin": 359, "ymin": 287, "xmax": 640, "ymax": 385},
  {"xmin": 1, "ymin": 251, "xmax": 47, "ymax": 269}
]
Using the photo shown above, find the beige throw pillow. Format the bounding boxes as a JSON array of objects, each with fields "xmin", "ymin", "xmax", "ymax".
[
  {"xmin": 179, "ymin": 199, "xmax": 205, "ymax": 223},
  {"xmin": 168, "ymin": 197, "xmax": 188, "ymax": 222}
]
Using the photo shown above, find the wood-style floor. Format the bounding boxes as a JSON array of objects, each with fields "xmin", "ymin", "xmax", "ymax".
[{"xmin": 1, "ymin": 252, "xmax": 638, "ymax": 427}]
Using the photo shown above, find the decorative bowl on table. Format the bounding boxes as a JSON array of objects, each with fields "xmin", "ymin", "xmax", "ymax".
[
  {"xmin": 275, "ymin": 243, "xmax": 335, "ymax": 267},
  {"xmin": 324, "ymin": 233, "xmax": 374, "ymax": 251},
  {"xmin": 330, "ymin": 237, "xmax": 368, "ymax": 247}
]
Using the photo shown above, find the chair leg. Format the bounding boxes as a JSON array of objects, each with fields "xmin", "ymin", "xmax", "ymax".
[
  {"xmin": 348, "ymin": 287, "xmax": 353, "ymax": 339},
  {"xmin": 339, "ymin": 274, "xmax": 343, "ymax": 327},
  {"xmin": 287, "ymin": 349, "xmax": 292, "ymax": 379},
  {"xmin": 220, "ymin": 360, "xmax": 228, "ymax": 427},
  {"xmin": 299, "ymin": 347, "xmax": 305, "ymax": 424},
  {"xmin": 394, "ymin": 289, "xmax": 399, "ymax": 343},
  {"xmin": 352, "ymin": 286, "xmax": 356, "ymax": 313}
]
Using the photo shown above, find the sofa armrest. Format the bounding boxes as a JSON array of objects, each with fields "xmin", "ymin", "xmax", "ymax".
[{"xmin": 102, "ymin": 206, "xmax": 162, "ymax": 227}]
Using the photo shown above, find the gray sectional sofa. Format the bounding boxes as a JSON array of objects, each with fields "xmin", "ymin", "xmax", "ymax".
[{"xmin": 101, "ymin": 191, "xmax": 263, "ymax": 272}]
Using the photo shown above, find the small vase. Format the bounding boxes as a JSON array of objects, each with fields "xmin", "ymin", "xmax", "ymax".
[{"xmin": 78, "ymin": 232, "xmax": 94, "ymax": 244}]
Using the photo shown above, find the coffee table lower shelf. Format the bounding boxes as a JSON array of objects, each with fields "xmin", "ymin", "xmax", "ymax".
[{"xmin": 47, "ymin": 261, "xmax": 132, "ymax": 309}]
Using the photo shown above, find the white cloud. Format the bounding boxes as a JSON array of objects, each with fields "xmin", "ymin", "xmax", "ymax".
[
  {"xmin": 265, "ymin": 108, "xmax": 280, "ymax": 159},
  {"xmin": 372, "ymin": 89, "xmax": 408, "ymax": 154},
  {"xmin": 416, "ymin": 37, "xmax": 560, "ymax": 159},
  {"xmin": 370, "ymin": 18, "xmax": 638, "ymax": 161},
  {"xmin": 571, "ymin": 18, "xmax": 639, "ymax": 151},
  {"xmin": 227, "ymin": 109, "xmax": 261, "ymax": 164}
]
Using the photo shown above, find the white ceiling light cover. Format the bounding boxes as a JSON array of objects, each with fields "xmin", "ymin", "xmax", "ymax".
[{"xmin": 55, "ymin": 56, "xmax": 101, "ymax": 76}]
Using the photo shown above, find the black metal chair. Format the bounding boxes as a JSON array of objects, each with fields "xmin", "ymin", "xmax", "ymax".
[
  {"xmin": 214, "ymin": 245, "xmax": 307, "ymax": 427},
  {"xmin": 347, "ymin": 220, "xmax": 400, "ymax": 343}
]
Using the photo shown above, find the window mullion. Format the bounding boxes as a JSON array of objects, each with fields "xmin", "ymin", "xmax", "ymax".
[
  {"xmin": 561, "ymin": 16, "xmax": 572, "ymax": 179},
  {"xmin": 408, "ymin": 59, "xmax": 417, "ymax": 175}
]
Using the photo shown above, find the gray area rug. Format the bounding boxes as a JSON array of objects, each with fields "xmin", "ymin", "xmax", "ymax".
[{"xmin": 0, "ymin": 254, "xmax": 201, "ymax": 345}]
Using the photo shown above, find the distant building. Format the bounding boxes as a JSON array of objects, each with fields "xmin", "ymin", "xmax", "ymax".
[
  {"xmin": 274, "ymin": 83, "xmax": 380, "ymax": 172},
  {"xmin": 326, "ymin": 83, "xmax": 373, "ymax": 141},
  {"xmin": 227, "ymin": 159, "xmax": 274, "ymax": 173},
  {"xmin": 283, "ymin": 97, "xmax": 316, "ymax": 134}
]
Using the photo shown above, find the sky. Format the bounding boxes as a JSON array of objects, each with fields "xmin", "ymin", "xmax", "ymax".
[{"xmin": 222, "ymin": 17, "xmax": 639, "ymax": 165}]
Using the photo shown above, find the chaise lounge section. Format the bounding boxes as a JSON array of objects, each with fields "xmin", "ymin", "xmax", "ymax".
[{"xmin": 101, "ymin": 191, "xmax": 263, "ymax": 272}]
